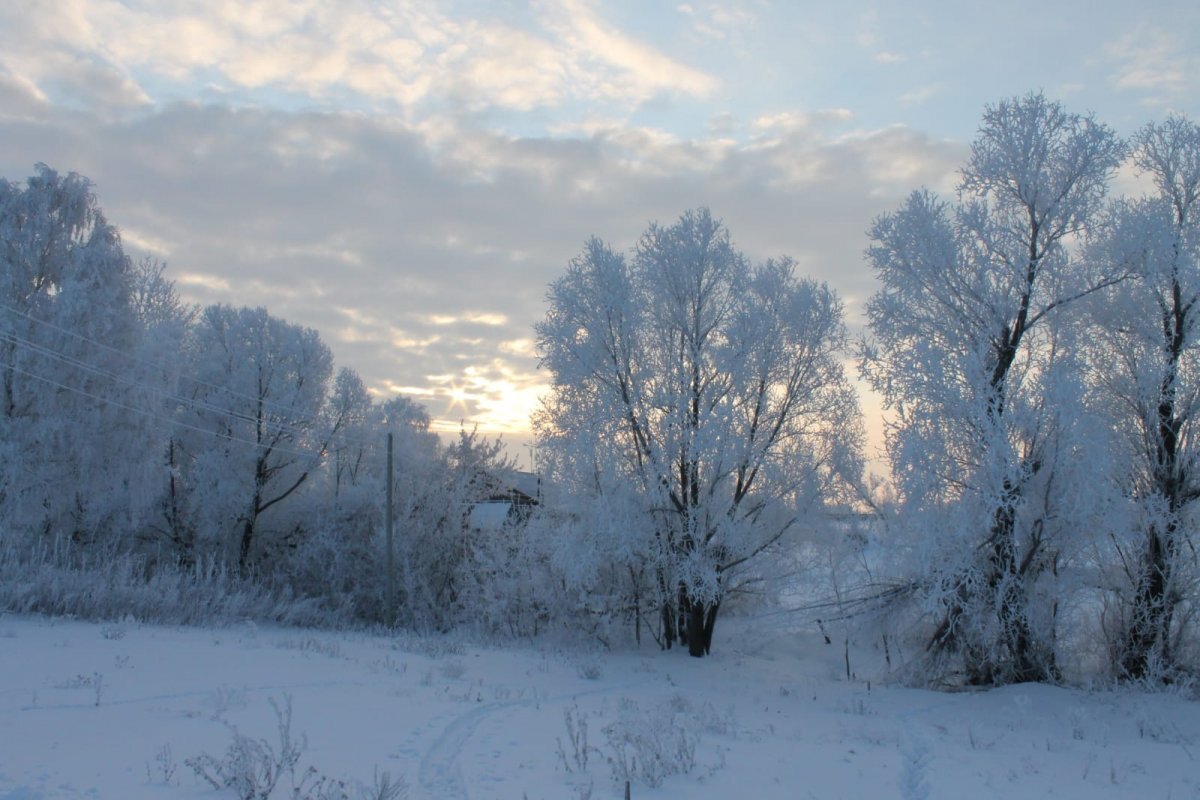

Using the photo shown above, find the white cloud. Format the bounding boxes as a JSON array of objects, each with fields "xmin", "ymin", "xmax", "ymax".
[
  {"xmin": 0, "ymin": 71, "xmax": 49, "ymax": 121},
  {"xmin": 119, "ymin": 227, "xmax": 173, "ymax": 256},
  {"xmin": 542, "ymin": 0, "xmax": 717, "ymax": 103},
  {"xmin": 388, "ymin": 332, "xmax": 442, "ymax": 350},
  {"xmin": 898, "ymin": 84, "xmax": 942, "ymax": 106},
  {"xmin": 0, "ymin": 98, "xmax": 965, "ymax": 436},
  {"xmin": 0, "ymin": 1, "xmax": 1003, "ymax": 447},
  {"xmin": 678, "ymin": 1, "xmax": 755, "ymax": 39},
  {"xmin": 499, "ymin": 338, "xmax": 537, "ymax": 357},
  {"xmin": 463, "ymin": 312, "xmax": 508, "ymax": 326},
  {"xmin": 0, "ymin": 0, "xmax": 715, "ymax": 118},
  {"xmin": 753, "ymin": 109, "xmax": 854, "ymax": 136},
  {"xmin": 176, "ymin": 272, "xmax": 232, "ymax": 292},
  {"xmin": 1105, "ymin": 24, "xmax": 1197, "ymax": 103}
]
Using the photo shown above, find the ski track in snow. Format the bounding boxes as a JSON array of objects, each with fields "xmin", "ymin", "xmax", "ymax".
[
  {"xmin": 416, "ymin": 682, "xmax": 630, "ymax": 800},
  {"xmin": 417, "ymin": 699, "xmax": 516, "ymax": 799}
]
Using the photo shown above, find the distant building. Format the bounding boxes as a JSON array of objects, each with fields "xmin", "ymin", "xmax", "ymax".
[{"xmin": 467, "ymin": 470, "xmax": 540, "ymax": 530}]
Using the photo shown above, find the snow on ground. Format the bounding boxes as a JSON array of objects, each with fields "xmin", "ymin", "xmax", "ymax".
[{"xmin": 1, "ymin": 613, "xmax": 1197, "ymax": 799}]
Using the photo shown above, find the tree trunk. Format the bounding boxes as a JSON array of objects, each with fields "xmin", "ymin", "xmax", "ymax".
[
  {"xmin": 239, "ymin": 473, "xmax": 263, "ymax": 573},
  {"xmin": 2, "ymin": 363, "xmax": 13, "ymax": 418},
  {"xmin": 630, "ymin": 565, "xmax": 642, "ymax": 647},
  {"xmin": 686, "ymin": 600, "xmax": 705, "ymax": 657},
  {"xmin": 982, "ymin": 485, "xmax": 1051, "ymax": 684},
  {"xmin": 702, "ymin": 600, "xmax": 720, "ymax": 655},
  {"xmin": 657, "ymin": 566, "xmax": 676, "ymax": 649},
  {"xmin": 238, "ymin": 516, "xmax": 256, "ymax": 573},
  {"xmin": 1121, "ymin": 286, "xmax": 1186, "ymax": 681},
  {"xmin": 1120, "ymin": 523, "xmax": 1175, "ymax": 680},
  {"xmin": 677, "ymin": 583, "xmax": 689, "ymax": 648},
  {"xmin": 1119, "ymin": 266, "xmax": 1188, "ymax": 682},
  {"xmin": 685, "ymin": 598, "xmax": 719, "ymax": 657},
  {"xmin": 660, "ymin": 600, "xmax": 675, "ymax": 650},
  {"xmin": 931, "ymin": 475, "xmax": 1054, "ymax": 685}
]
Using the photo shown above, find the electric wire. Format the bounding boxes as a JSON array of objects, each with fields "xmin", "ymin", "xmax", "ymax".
[
  {"xmin": 2, "ymin": 360, "xmax": 324, "ymax": 462},
  {"xmin": 0, "ymin": 328, "xmax": 326, "ymax": 445},
  {"xmin": 0, "ymin": 303, "xmax": 384, "ymax": 452},
  {"xmin": 0, "ymin": 301, "xmax": 381, "ymax": 448}
]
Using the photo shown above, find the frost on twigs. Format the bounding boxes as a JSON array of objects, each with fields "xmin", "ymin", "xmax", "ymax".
[
  {"xmin": 557, "ymin": 704, "xmax": 594, "ymax": 774},
  {"xmin": 603, "ymin": 698, "xmax": 698, "ymax": 788},
  {"xmin": 186, "ymin": 695, "xmax": 304, "ymax": 799},
  {"xmin": 185, "ymin": 694, "xmax": 406, "ymax": 800},
  {"xmin": 555, "ymin": 694, "xmax": 731, "ymax": 790}
]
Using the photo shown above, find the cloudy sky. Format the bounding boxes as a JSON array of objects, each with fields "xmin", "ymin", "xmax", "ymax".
[{"xmin": 2, "ymin": 0, "xmax": 1197, "ymax": 466}]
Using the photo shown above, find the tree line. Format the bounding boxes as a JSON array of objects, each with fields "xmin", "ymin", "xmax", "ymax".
[
  {"xmin": 1, "ymin": 92, "xmax": 1197, "ymax": 688},
  {"xmin": 534, "ymin": 93, "xmax": 1199, "ymax": 685},
  {"xmin": 0, "ymin": 165, "xmax": 515, "ymax": 629}
]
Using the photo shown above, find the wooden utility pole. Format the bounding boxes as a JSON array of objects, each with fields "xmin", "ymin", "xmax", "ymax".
[{"xmin": 386, "ymin": 431, "xmax": 395, "ymax": 626}]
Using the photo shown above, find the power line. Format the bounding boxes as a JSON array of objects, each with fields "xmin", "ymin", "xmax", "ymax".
[
  {"xmin": 0, "ymin": 301, "xmax": 373, "ymax": 439},
  {"xmin": 2, "ymin": 359, "xmax": 326, "ymax": 462},
  {"xmin": 0, "ymin": 303, "xmax": 383, "ymax": 451},
  {"xmin": 0, "ymin": 328, "xmax": 326, "ymax": 444}
]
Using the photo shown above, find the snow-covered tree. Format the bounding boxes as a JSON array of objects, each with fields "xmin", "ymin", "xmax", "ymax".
[
  {"xmin": 1086, "ymin": 115, "xmax": 1200, "ymax": 681},
  {"xmin": 537, "ymin": 208, "xmax": 862, "ymax": 657},
  {"xmin": 0, "ymin": 165, "xmax": 152, "ymax": 544},
  {"xmin": 173, "ymin": 305, "xmax": 335, "ymax": 571},
  {"xmin": 286, "ymin": 383, "xmax": 520, "ymax": 628},
  {"xmin": 861, "ymin": 93, "xmax": 1126, "ymax": 684},
  {"xmin": 325, "ymin": 368, "xmax": 375, "ymax": 515},
  {"xmin": 289, "ymin": 386, "xmax": 448, "ymax": 623},
  {"xmin": 129, "ymin": 258, "xmax": 199, "ymax": 557},
  {"xmin": 0, "ymin": 164, "xmax": 529, "ymax": 631}
]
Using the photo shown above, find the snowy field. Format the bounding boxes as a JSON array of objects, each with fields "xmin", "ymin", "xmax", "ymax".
[{"xmin": 1, "ymin": 613, "xmax": 1198, "ymax": 800}]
